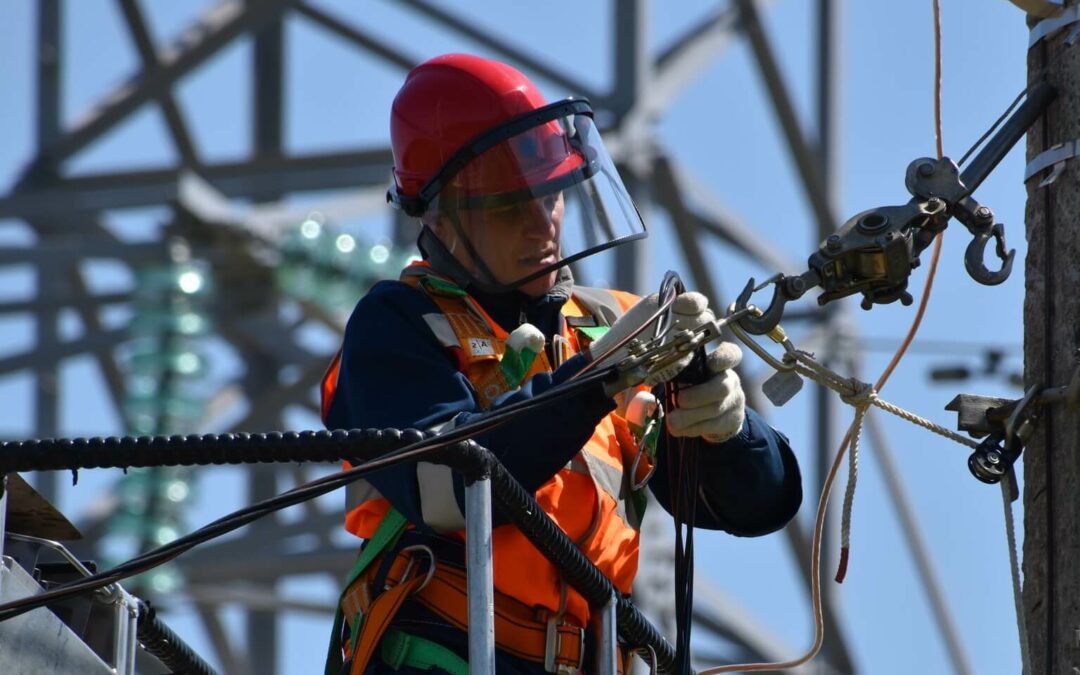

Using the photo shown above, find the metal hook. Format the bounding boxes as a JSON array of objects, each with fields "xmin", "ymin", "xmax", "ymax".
[
  {"xmin": 733, "ymin": 275, "xmax": 789, "ymax": 335},
  {"xmin": 726, "ymin": 303, "xmax": 799, "ymax": 373},
  {"xmin": 964, "ymin": 222, "xmax": 1015, "ymax": 286}
]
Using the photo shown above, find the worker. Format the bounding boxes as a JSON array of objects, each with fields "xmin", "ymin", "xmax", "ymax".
[{"xmin": 322, "ymin": 53, "xmax": 802, "ymax": 674}]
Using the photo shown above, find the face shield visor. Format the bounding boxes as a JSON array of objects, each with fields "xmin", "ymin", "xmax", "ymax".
[{"xmin": 392, "ymin": 100, "xmax": 647, "ymax": 293}]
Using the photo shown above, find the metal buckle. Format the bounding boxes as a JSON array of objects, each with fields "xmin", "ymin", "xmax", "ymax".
[
  {"xmin": 395, "ymin": 545, "xmax": 437, "ymax": 594},
  {"xmin": 543, "ymin": 582, "xmax": 581, "ymax": 674},
  {"xmin": 543, "ymin": 615, "xmax": 584, "ymax": 674}
]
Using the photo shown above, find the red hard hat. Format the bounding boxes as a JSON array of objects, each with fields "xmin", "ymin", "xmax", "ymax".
[{"xmin": 389, "ymin": 54, "xmax": 584, "ymax": 215}]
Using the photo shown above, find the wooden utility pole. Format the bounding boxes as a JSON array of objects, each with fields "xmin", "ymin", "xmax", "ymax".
[{"xmin": 1023, "ymin": 3, "xmax": 1080, "ymax": 673}]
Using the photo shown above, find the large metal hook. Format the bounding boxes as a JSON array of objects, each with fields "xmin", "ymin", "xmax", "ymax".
[
  {"xmin": 733, "ymin": 275, "xmax": 789, "ymax": 335},
  {"xmin": 964, "ymin": 222, "xmax": 1015, "ymax": 286}
]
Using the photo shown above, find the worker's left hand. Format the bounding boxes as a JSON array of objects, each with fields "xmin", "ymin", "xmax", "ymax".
[
  {"xmin": 665, "ymin": 342, "xmax": 745, "ymax": 443},
  {"xmin": 589, "ymin": 291, "xmax": 716, "ymax": 385}
]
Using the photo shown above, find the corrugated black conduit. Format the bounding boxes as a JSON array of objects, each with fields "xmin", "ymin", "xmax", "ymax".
[
  {"xmin": 0, "ymin": 430, "xmax": 678, "ymax": 672},
  {"xmin": 136, "ymin": 599, "xmax": 217, "ymax": 675}
]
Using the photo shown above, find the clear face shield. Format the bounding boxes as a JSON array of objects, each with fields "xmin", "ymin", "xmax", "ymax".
[{"xmin": 395, "ymin": 100, "xmax": 647, "ymax": 294}]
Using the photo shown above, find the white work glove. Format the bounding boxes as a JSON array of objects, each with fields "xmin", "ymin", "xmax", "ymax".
[
  {"xmin": 588, "ymin": 292, "xmax": 715, "ymax": 387},
  {"xmin": 665, "ymin": 342, "xmax": 746, "ymax": 443}
]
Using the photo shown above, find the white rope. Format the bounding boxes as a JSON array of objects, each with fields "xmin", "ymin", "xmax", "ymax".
[
  {"xmin": 782, "ymin": 347, "xmax": 1035, "ymax": 672},
  {"xmin": 839, "ymin": 404, "xmax": 868, "ymax": 552},
  {"xmin": 787, "ymin": 351, "xmax": 979, "ymax": 450},
  {"xmin": 1002, "ymin": 479, "xmax": 1032, "ymax": 675},
  {"xmin": 779, "ymin": 349, "xmax": 983, "ymax": 584}
]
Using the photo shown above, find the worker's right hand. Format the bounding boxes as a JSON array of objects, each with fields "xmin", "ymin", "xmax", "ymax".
[{"xmin": 588, "ymin": 291, "xmax": 715, "ymax": 387}]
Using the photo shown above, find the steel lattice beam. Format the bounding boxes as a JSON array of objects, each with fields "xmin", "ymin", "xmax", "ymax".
[
  {"xmin": 0, "ymin": 149, "xmax": 395, "ymax": 219},
  {"xmin": 0, "ymin": 1, "xmax": 985, "ymax": 673},
  {"xmin": 22, "ymin": 0, "xmax": 291, "ymax": 176}
]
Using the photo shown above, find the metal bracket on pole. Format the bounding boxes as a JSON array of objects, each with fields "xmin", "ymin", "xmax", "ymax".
[
  {"xmin": 1028, "ymin": 4, "xmax": 1080, "ymax": 47},
  {"xmin": 1011, "ymin": 0, "xmax": 1065, "ymax": 19},
  {"xmin": 464, "ymin": 477, "xmax": 496, "ymax": 671},
  {"xmin": 1024, "ymin": 138, "xmax": 1080, "ymax": 187}
]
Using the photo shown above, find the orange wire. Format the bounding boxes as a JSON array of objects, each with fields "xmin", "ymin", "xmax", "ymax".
[{"xmin": 700, "ymin": 1, "xmax": 946, "ymax": 671}]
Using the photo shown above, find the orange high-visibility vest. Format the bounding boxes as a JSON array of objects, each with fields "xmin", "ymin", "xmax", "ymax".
[{"xmin": 323, "ymin": 262, "xmax": 646, "ymax": 625}]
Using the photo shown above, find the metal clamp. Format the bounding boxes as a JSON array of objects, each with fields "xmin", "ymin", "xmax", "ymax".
[
  {"xmin": 397, "ymin": 545, "xmax": 437, "ymax": 594},
  {"xmin": 963, "ymin": 384, "xmax": 1041, "ymax": 485},
  {"xmin": 5, "ymin": 532, "xmax": 115, "ymax": 598},
  {"xmin": 1025, "ymin": 138, "xmax": 1080, "ymax": 187},
  {"xmin": 1013, "ymin": 0, "xmax": 1065, "ymax": 19}
]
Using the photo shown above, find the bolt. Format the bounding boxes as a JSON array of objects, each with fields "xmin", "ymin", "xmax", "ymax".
[
  {"xmin": 826, "ymin": 234, "xmax": 842, "ymax": 252},
  {"xmin": 917, "ymin": 161, "xmax": 935, "ymax": 177},
  {"xmin": 976, "ymin": 206, "xmax": 993, "ymax": 222},
  {"xmin": 788, "ymin": 277, "xmax": 807, "ymax": 294},
  {"xmin": 986, "ymin": 450, "xmax": 1001, "ymax": 465},
  {"xmin": 926, "ymin": 197, "xmax": 945, "ymax": 213}
]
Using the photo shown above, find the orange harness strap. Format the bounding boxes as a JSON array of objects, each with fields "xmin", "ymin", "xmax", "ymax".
[
  {"xmin": 347, "ymin": 573, "xmax": 427, "ymax": 675},
  {"xmin": 343, "ymin": 550, "xmax": 589, "ymax": 672}
]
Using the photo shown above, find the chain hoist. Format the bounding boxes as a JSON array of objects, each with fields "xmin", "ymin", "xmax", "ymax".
[{"xmin": 732, "ymin": 81, "xmax": 1057, "ymax": 336}]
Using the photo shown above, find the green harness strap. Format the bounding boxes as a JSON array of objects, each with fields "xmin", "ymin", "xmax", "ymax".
[
  {"xmin": 325, "ymin": 508, "xmax": 408, "ymax": 675},
  {"xmin": 324, "ymin": 509, "xmax": 471, "ymax": 675},
  {"xmin": 380, "ymin": 628, "xmax": 469, "ymax": 675}
]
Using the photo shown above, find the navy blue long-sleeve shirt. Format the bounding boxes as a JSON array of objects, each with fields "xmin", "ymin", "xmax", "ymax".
[{"xmin": 325, "ymin": 278, "xmax": 802, "ymax": 537}]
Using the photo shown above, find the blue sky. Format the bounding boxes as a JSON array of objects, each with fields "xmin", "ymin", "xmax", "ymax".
[{"xmin": 0, "ymin": 1, "xmax": 1037, "ymax": 673}]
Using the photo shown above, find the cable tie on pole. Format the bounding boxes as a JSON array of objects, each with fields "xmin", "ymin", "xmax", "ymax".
[
  {"xmin": 1028, "ymin": 4, "xmax": 1078, "ymax": 46},
  {"xmin": 1024, "ymin": 138, "xmax": 1080, "ymax": 187}
]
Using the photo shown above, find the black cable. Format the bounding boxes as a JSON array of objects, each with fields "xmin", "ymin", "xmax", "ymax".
[
  {"xmin": 654, "ymin": 270, "xmax": 703, "ymax": 675},
  {"xmin": 957, "ymin": 36, "xmax": 1071, "ymax": 170},
  {"xmin": 0, "ymin": 364, "xmax": 618, "ymax": 621},
  {"xmin": 136, "ymin": 599, "xmax": 217, "ymax": 675},
  {"xmin": 0, "ymin": 276, "xmax": 695, "ymax": 671},
  {"xmin": 956, "ymin": 83, "xmax": 1033, "ymax": 168}
]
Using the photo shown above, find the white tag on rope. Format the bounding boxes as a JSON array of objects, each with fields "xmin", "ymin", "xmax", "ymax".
[{"xmin": 762, "ymin": 370, "xmax": 804, "ymax": 406}]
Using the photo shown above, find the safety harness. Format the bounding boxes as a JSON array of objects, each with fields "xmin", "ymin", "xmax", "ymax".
[{"xmin": 323, "ymin": 265, "xmax": 646, "ymax": 674}]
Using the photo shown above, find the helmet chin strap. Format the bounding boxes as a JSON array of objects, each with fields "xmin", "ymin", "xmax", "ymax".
[
  {"xmin": 445, "ymin": 210, "xmax": 504, "ymax": 288},
  {"xmin": 419, "ymin": 213, "xmax": 520, "ymax": 296},
  {"xmin": 417, "ymin": 224, "xmax": 505, "ymax": 295}
]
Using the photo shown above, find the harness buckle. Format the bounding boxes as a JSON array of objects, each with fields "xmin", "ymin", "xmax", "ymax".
[
  {"xmin": 395, "ymin": 545, "xmax": 437, "ymax": 595},
  {"xmin": 543, "ymin": 614, "xmax": 584, "ymax": 674}
]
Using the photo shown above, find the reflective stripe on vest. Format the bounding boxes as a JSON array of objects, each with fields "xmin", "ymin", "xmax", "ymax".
[{"xmin": 342, "ymin": 262, "xmax": 644, "ymax": 623}]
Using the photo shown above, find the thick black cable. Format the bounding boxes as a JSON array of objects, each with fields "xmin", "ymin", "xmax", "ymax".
[
  {"xmin": 0, "ymin": 281, "xmax": 691, "ymax": 670},
  {"xmin": 957, "ymin": 80, "xmax": 1057, "ymax": 194},
  {"xmin": 0, "ymin": 363, "xmax": 616, "ymax": 612},
  {"xmin": 0, "ymin": 363, "xmax": 616, "ymax": 475},
  {"xmin": 1, "ymin": 422, "xmax": 682, "ymax": 670},
  {"xmin": 136, "ymin": 599, "xmax": 218, "ymax": 675},
  {"xmin": 483, "ymin": 455, "xmax": 679, "ymax": 672},
  {"xmin": 956, "ymin": 84, "xmax": 1031, "ymax": 168},
  {"xmin": 957, "ymin": 37, "xmax": 1071, "ymax": 170},
  {"xmin": 0, "ymin": 359, "xmax": 687, "ymax": 668}
]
